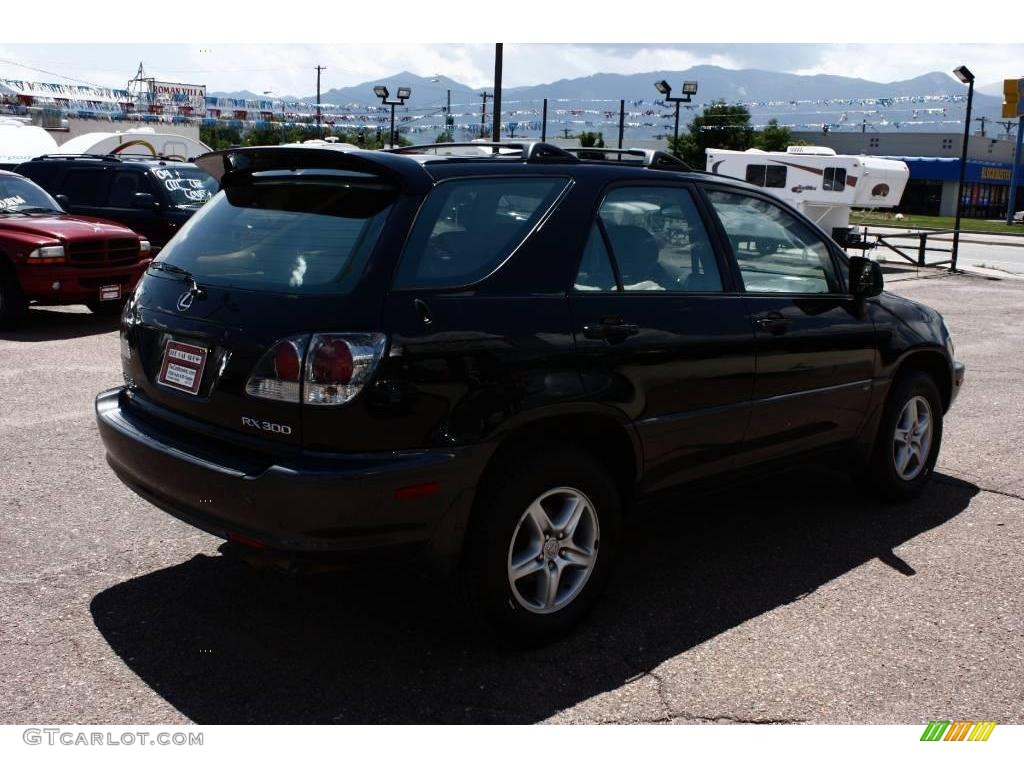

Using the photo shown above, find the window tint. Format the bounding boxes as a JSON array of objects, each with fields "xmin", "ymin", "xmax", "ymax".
[
  {"xmin": 595, "ymin": 186, "xmax": 722, "ymax": 292},
  {"xmin": 153, "ymin": 176, "xmax": 396, "ymax": 295},
  {"xmin": 707, "ymin": 189, "xmax": 840, "ymax": 294},
  {"xmin": 395, "ymin": 177, "xmax": 569, "ymax": 289},
  {"xmin": 61, "ymin": 169, "xmax": 108, "ymax": 206},
  {"xmin": 744, "ymin": 164, "xmax": 786, "ymax": 188},
  {"xmin": 573, "ymin": 224, "xmax": 617, "ymax": 291},
  {"xmin": 108, "ymin": 171, "xmax": 145, "ymax": 207},
  {"xmin": 823, "ymin": 167, "xmax": 846, "ymax": 192}
]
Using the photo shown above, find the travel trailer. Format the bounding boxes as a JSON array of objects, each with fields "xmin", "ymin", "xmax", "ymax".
[
  {"xmin": 705, "ymin": 146, "xmax": 910, "ymax": 244},
  {"xmin": 0, "ymin": 120, "xmax": 59, "ymax": 169},
  {"xmin": 52, "ymin": 129, "xmax": 211, "ymax": 161}
]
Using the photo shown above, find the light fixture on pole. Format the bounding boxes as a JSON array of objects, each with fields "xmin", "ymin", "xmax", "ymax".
[
  {"xmin": 655, "ymin": 80, "xmax": 699, "ymax": 149},
  {"xmin": 373, "ymin": 85, "xmax": 412, "ymax": 148},
  {"xmin": 951, "ymin": 65, "xmax": 975, "ymax": 272}
]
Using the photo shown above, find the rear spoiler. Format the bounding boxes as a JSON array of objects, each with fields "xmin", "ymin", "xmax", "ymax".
[{"xmin": 194, "ymin": 146, "xmax": 434, "ymax": 193}]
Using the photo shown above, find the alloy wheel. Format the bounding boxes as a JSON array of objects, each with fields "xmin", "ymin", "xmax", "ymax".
[
  {"xmin": 506, "ymin": 487, "xmax": 600, "ymax": 614},
  {"xmin": 892, "ymin": 395, "xmax": 933, "ymax": 481}
]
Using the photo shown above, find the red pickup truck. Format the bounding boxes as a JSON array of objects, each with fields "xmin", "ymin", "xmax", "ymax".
[{"xmin": 0, "ymin": 170, "xmax": 151, "ymax": 327}]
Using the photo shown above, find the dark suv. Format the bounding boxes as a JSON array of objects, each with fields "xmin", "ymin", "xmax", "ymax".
[
  {"xmin": 15, "ymin": 155, "xmax": 217, "ymax": 253},
  {"xmin": 95, "ymin": 142, "xmax": 964, "ymax": 643}
]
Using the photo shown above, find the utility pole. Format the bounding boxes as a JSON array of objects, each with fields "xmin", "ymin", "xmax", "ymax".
[
  {"xmin": 492, "ymin": 43, "xmax": 503, "ymax": 143},
  {"xmin": 975, "ymin": 115, "xmax": 989, "ymax": 137},
  {"xmin": 315, "ymin": 65, "xmax": 327, "ymax": 137},
  {"xmin": 562, "ymin": 128, "xmax": 571, "ymax": 140},
  {"xmin": 617, "ymin": 99, "xmax": 625, "ymax": 149},
  {"xmin": 445, "ymin": 89, "xmax": 452, "ymax": 140},
  {"xmin": 479, "ymin": 91, "xmax": 491, "ymax": 139},
  {"xmin": 541, "ymin": 98, "xmax": 548, "ymax": 142}
]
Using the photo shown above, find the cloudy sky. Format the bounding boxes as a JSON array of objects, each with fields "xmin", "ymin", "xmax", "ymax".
[{"xmin": 0, "ymin": 43, "xmax": 1019, "ymax": 98}]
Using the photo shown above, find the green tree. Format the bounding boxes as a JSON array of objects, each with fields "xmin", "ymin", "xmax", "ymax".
[
  {"xmin": 754, "ymin": 118, "xmax": 792, "ymax": 152},
  {"xmin": 668, "ymin": 101, "xmax": 754, "ymax": 168},
  {"xmin": 200, "ymin": 124, "xmax": 242, "ymax": 150},
  {"xmin": 578, "ymin": 131, "xmax": 605, "ymax": 148}
]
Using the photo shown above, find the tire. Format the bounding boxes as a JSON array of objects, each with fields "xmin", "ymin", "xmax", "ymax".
[
  {"xmin": 86, "ymin": 299, "xmax": 127, "ymax": 317},
  {"xmin": 460, "ymin": 445, "xmax": 622, "ymax": 646},
  {"xmin": 0, "ymin": 263, "xmax": 28, "ymax": 329},
  {"xmin": 868, "ymin": 371, "xmax": 944, "ymax": 501}
]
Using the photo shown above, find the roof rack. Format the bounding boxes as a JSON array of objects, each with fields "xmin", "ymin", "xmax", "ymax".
[
  {"xmin": 561, "ymin": 147, "xmax": 692, "ymax": 171},
  {"xmin": 385, "ymin": 141, "xmax": 578, "ymax": 163},
  {"xmin": 28, "ymin": 153, "xmax": 185, "ymax": 163}
]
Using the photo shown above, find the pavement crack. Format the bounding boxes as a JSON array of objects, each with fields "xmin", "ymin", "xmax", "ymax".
[{"xmin": 935, "ymin": 476, "xmax": 1024, "ymax": 503}]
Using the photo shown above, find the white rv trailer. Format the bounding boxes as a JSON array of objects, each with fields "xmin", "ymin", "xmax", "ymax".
[
  {"xmin": 705, "ymin": 146, "xmax": 909, "ymax": 243},
  {"xmin": 52, "ymin": 129, "xmax": 211, "ymax": 161},
  {"xmin": 0, "ymin": 119, "xmax": 59, "ymax": 169}
]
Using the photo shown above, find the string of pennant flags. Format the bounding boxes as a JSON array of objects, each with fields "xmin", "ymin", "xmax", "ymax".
[{"xmin": 0, "ymin": 75, "xmax": 982, "ymax": 137}]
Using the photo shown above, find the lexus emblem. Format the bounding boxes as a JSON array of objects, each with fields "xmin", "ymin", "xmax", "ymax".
[{"xmin": 177, "ymin": 291, "xmax": 194, "ymax": 311}]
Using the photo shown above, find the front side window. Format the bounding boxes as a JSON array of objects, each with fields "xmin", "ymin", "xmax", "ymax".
[
  {"xmin": 152, "ymin": 174, "xmax": 396, "ymax": 294},
  {"xmin": 707, "ymin": 189, "xmax": 840, "ymax": 294},
  {"xmin": 108, "ymin": 171, "xmax": 148, "ymax": 208},
  {"xmin": 61, "ymin": 168, "xmax": 108, "ymax": 206},
  {"xmin": 574, "ymin": 186, "xmax": 722, "ymax": 292},
  {"xmin": 394, "ymin": 177, "xmax": 569, "ymax": 289}
]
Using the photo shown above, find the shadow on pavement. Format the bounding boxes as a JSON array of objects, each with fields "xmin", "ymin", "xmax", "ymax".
[
  {"xmin": 0, "ymin": 307, "xmax": 119, "ymax": 342},
  {"xmin": 90, "ymin": 470, "xmax": 978, "ymax": 724}
]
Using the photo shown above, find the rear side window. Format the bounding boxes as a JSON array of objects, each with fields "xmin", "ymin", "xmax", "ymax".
[
  {"xmin": 394, "ymin": 177, "xmax": 569, "ymax": 289},
  {"xmin": 152, "ymin": 174, "xmax": 396, "ymax": 295},
  {"xmin": 108, "ymin": 171, "xmax": 149, "ymax": 207},
  {"xmin": 62, "ymin": 168, "xmax": 108, "ymax": 206}
]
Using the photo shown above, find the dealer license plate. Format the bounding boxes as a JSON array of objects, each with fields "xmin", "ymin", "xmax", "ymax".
[
  {"xmin": 99, "ymin": 284, "xmax": 122, "ymax": 301},
  {"xmin": 157, "ymin": 340, "xmax": 209, "ymax": 396}
]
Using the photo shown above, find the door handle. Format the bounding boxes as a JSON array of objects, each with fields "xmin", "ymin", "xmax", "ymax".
[
  {"xmin": 583, "ymin": 318, "xmax": 640, "ymax": 341},
  {"xmin": 755, "ymin": 313, "xmax": 791, "ymax": 334}
]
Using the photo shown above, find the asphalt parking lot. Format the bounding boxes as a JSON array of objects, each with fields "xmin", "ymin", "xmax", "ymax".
[{"xmin": 1, "ymin": 271, "xmax": 1022, "ymax": 725}]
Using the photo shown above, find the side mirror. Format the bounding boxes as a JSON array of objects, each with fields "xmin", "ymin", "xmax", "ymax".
[
  {"xmin": 54, "ymin": 194, "xmax": 70, "ymax": 209},
  {"xmin": 132, "ymin": 192, "xmax": 157, "ymax": 210},
  {"xmin": 849, "ymin": 255, "xmax": 883, "ymax": 298}
]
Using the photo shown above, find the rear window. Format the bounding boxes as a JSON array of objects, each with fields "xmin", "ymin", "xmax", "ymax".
[
  {"xmin": 394, "ymin": 176, "xmax": 569, "ymax": 289},
  {"xmin": 151, "ymin": 173, "xmax": 396, "ymax": 294},
  {"xmin": 149, "ymin": 166, "xmax": 217, "ymax": 207}
]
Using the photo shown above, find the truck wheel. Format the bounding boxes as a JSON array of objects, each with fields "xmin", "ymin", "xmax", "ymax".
[
  {"xmin": 0, "ymin": 266, "xmax": 28, "ymax": 329},
  {"xmin": 868, "ymin": 371, "xmax": 943, "ymax": 501},
  {"xmin": 461, "ymin": 445, "xmax": 621, "ymax": 645}
]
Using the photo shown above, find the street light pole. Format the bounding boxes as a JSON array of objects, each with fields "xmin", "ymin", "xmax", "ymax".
[
  {"xmin": 373, "ymin": 85, "xmax": 412, "ymax": 148},
  {"xmin": 952, "ymin": 65, "xmax": 975, "ymax": 272},
  {"xmin": 315, "ymin": 65, "xmax": 326, "ymax": 138},
  {"xmin": 654, "ymin": 80, "xmax": 698, "ymax": 152}
]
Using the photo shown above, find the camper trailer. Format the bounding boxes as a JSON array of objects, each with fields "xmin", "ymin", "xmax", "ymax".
[
  {"xmin": 0, "ymin": 120, "xmax": 59, "ymax": 170},
  {"xmin": 52, "ymin": 129, "xmax": 211, "ymax": 161},
  {"xmin": 705, "ymin": 146, "xmax": 909, "ymax": 245}
]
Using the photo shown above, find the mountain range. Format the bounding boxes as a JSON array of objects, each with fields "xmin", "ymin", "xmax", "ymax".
[{"xmin": 210, "ymin": 65, "xmax": 1007, "ymax": 136}]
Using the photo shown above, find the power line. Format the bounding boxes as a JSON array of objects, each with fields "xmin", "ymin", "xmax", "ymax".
[{"xmin": 0, "ymin": 57, "xmax": 111, "ymax": 88}]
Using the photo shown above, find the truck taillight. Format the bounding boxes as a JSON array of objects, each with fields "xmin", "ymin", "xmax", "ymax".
[
  {"xmin": 244, "ymin": 333, "xmax": 386, "ymax": 406},
  {"xmin": 245, "ymin": 336, "xmax": 308, "ymax": 403},
  {"xmin": 305, "ymin": 333, "xmax": 387, "ymax": 406}
]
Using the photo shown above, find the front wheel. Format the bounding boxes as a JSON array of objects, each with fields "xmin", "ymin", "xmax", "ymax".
[
  {"xmin": 461, "ymin": 446, "xmax": 621, "ymax": 645},
  {"xmin": 0, "ymin": 266, "xmax": 28, "ymax": 328},
  {"xmin": 868, "ymin": 371, "xmax": 943, "ymax": 500}
]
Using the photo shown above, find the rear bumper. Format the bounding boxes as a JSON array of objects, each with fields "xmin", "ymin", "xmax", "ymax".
[
  {"xmin": 95, "ymin": 387, "xmax": 488, "ymax": 567},
  {"xmin": 17, "ymin": 260, "xmax": 149, "ymax": 304}
]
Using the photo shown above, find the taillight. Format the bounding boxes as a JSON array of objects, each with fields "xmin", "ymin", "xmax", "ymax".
[
  {"xmin": 305, "ymin": 333, "xmax": 387, "ymax": 406},
  {"xmin": 244, "ymin": 333, "xmax": 386, "ymax": 406},
  {"xmin": 245, "ymin": 336, "xmax": 309, "ymax": 403}
]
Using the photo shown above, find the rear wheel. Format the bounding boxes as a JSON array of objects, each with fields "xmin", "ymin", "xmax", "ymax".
[
  {"xmin": 868, "ymin": 371, "xmax": 943, "ymax": 500},
  {"xmin": 0, "ymin": 265, "xmax": 28, "ymax": 329},
  {"xmin": 461, "ymin": 445, "xmax": 621, "ymax": 645}
]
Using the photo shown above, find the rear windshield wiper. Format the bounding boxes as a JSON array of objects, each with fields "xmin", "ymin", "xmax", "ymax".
[{"xmin": 149, "ymin": 261, "xmax": 206, "ymax": 297}]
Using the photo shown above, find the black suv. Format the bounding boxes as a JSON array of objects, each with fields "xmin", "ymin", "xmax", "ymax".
[
  {"xmin": 15, "ymin": 155, "xmax": 217, "ymax": 253},
  {"xmin": 95, "ymin": 142, "xmax": 964, "ymax": 643}
]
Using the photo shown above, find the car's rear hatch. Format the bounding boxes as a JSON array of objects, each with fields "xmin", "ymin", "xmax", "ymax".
[{"xmin": 121, "ymin": 146, "xmax": 432, "ymax": 456}]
